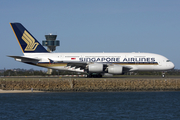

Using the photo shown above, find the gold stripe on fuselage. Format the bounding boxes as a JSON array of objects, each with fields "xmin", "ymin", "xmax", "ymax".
[{"xmin": 37, "ymin": 63, "xmax": 67, "ymax": 67}]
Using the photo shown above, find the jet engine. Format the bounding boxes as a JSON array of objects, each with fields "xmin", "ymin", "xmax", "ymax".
[
  {"xmin": 108, "ymin": 65, "xmax": 123, "ymax": 74},
  {"xmin": 88, "ymin": 64, "xmax": 103, "ymax": 72}
]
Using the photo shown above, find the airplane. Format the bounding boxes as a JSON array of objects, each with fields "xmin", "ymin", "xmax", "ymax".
[{"xmin": 9, "ymin": 23, "xmax": 175, "ymax": 78}]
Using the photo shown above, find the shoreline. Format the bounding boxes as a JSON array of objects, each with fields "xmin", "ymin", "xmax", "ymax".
[{"xmin": 0, "ymin": 89, "xmax": 44, "ymax": 93}]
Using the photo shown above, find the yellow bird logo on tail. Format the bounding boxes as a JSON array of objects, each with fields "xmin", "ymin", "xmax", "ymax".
[{"xmin": 22, "ymin": 30, "xmax": 39, "ymax": 51}]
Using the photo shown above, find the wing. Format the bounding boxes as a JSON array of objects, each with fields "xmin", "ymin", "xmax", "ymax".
[
  {"xmin": 49, "ymin": 59, "xmax": 87, "ymax": 70},
  {"xmin": 51, "ymin": 59, "xmax": 133, "ymax": 73},
  {"xmin": 67, "ymin": 61, "xmax": 87, "ymax": 70}
]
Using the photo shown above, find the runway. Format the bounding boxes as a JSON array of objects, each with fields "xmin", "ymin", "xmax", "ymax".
[{"xmin": 1, "ymin": 75, "xmax": 180, "ymax": 79}]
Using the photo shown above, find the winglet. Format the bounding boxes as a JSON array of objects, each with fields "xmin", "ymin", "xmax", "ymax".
[{"xmin": 10, "ymin": 23, "xmax": 49, "ymax": 53}]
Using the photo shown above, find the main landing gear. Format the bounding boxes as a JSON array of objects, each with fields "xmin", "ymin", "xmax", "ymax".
[{"xmin": 87, "ymin": 73, "xmax": 102, "ymax": 78}]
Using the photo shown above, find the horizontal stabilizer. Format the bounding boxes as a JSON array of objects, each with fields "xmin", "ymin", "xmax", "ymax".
[{"xmin": 8, "ymin": 56, "xmax": 41, "ymax": 62}]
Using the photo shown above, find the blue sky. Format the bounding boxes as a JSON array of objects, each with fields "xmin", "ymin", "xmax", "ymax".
[{"xmin": 1, "ymin": 0, "xmax": 180, "ymax": 70}]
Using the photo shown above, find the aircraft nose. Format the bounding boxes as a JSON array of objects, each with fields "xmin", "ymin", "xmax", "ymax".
[{"xmin": 170, "ymin": 62, "xmax": 175, "ymax": 70}]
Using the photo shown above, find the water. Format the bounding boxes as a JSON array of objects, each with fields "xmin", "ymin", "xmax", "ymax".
[{"xmin": 0, "ymin": 91, "xmax": 180, "ymax": 120}]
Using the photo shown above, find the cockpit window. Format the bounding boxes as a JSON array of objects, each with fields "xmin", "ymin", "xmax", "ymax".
[{"xmin": 166, "ymin": 60, "xmax": 170, "ymax": 62}]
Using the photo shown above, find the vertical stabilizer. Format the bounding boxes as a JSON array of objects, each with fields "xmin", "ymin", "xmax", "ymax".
[{"xmin": 10, "ymin": 23, "xmax": 48, "ymax": 53}]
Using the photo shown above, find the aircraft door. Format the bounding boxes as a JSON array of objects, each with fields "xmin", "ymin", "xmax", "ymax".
[
  {"xmin": 81, "ymin": 54, "xmax": 84, "ymax": 61},
  {"xmin": 158, "ymin": 59, "xmax": 163, "ymax": 66},
  {"xmin": 58, "ymin": 54, "xmax": 64, "ymax": 61}
]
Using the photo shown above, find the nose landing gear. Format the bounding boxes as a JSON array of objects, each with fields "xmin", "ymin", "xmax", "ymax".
[{"xmin": 162, "ymin": 72, "xmax": 165, "ymax": 78}]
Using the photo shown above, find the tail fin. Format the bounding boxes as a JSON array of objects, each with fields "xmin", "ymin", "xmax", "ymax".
[{"xmin": 10, "ymin": 23, "xmax": 48, "ymax": 53}]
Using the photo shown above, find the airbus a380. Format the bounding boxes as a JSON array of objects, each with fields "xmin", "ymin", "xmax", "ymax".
[{"xmin": 9, "ymin": 23, "xmax": 174, "ymax": 77}]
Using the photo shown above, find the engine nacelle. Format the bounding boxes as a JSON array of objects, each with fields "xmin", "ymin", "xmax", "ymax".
[
  {"xmin": 108, "ymin": 65, "xmax": 123, "ymax": 74},
  {"xmin": 88, "ymin": 64, "xmax": 103, "ymax": 72}
]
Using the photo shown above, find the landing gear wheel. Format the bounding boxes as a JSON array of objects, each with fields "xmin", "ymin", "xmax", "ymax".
[
  {"xmin": 87, "ymin": 73, "xmax": 92, "ymax": 78},
  {"xmin": 97, "ymin": 74, "xmax": 102, "ymax": 78},
  {"xmin": 87, "ymin": 73, "xmax": 102, "ymax": 78}
]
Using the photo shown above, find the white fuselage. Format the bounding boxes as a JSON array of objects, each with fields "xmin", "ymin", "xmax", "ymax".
[{"xmin": 23, "ymin": 52, "xmax": 174, "ymax": 73}]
